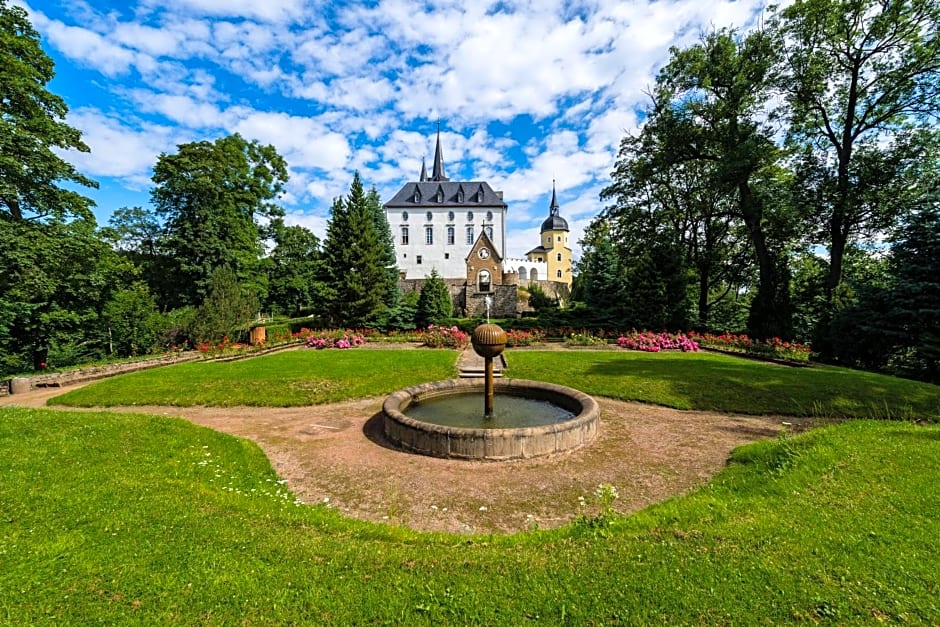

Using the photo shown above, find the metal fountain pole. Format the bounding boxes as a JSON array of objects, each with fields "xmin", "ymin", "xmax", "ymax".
[{"xmin": 471, "ymin": 320, "xmax": 506, "ymax": 420}]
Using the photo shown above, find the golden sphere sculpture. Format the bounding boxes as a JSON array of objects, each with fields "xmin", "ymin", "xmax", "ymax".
[
  {"xmin": 471, "ymin": 323, "xmax": 507, "ymax": 418},
  {"xmin": 471, "ymin": 323, "xmax": 507, "ymax": 359}
]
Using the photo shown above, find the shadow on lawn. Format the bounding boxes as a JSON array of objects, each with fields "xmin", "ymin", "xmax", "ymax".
[{"xmin": 581, "ymin": 354, "xmax": 939, "ymax": 419}]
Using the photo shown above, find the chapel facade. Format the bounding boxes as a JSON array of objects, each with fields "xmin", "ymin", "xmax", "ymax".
[{"xmin": 384, "ymin": 130, "xmax": 572, "ymax": 317}]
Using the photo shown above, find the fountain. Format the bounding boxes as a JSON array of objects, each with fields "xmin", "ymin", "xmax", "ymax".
[{"xmin": 382, "ymin": 323, "xmax": 599, "ymax": 461}]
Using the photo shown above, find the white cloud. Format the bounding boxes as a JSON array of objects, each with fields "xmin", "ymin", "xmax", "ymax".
[
  {"xmin": 140, "ymin": 0, "xmax": 310, "ymax": 23},
  {"xmin": 63, "ymin": 108, "xmax": 179, "ymax": 183}
]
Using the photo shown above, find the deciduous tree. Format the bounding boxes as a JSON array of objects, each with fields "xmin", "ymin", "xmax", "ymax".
[{"xmin": 0, "ymin": 0, "xmax": 97, "ymax": 222}]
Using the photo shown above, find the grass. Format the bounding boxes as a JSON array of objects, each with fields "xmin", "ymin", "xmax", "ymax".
[
  {"xmin": 1, "ymin": 407, "xmax": 938, "ymax": 624},
  {"xmin": 48, "ymin": 349, "xmax": 458, "ymax": 407},
  {"xmin": 49, "ymin": 347, "xmax": 940, "ymax": 421},
  {"xmin": 506, "ymin": 349, "xmax": 940, "ymax": 420}
]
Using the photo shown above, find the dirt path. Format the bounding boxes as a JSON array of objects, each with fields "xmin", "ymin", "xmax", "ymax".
[{"xmin": 1, "ymin": 381, "xmax": 799, "ymax": 534}]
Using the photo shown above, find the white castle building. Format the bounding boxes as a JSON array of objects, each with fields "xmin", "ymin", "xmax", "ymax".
[{"xmin": 384, "ymin": 130, "xmax": 572, "ymax": 316}]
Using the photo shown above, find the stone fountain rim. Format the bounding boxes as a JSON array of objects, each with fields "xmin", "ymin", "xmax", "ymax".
[{"xmin": 382, "ymin": 377, "xmax": 600, "ymax": 460}]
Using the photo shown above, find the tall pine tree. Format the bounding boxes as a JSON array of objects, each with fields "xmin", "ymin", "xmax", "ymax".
[{"xmin": 320, "ymin": 173, "xmax": 390, "ymax": 327}]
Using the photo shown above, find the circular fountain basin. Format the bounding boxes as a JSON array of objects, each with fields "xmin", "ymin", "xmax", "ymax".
[{"xmin": 382, "ymin": 378, "xmax": 599, "ymax": 461}]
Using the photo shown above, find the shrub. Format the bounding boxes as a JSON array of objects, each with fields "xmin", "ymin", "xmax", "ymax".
[
  {"xmin": 617, "ymin": 331, "xmax": 700, "ymax": 353},
  {"xmin": 420, "ymin": 324, "xmax": 469, "ymax": 349}
]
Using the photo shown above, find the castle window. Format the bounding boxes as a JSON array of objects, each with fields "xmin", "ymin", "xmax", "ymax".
[
  {"xmin": 557, "ymin": 236, "xmax": 562, "ymax": 242},
  {"xmin": 485, "ymin": 225, "xmax": 493, "ymax": 240},
  {"xmin": 416, "ymin": 255, "xmax": 422, "ymax": 264},
  {"xmin": 447, "ymin": 226, "xmax": 455, "ymax": 245},
  {"xmin": 402, "ymin": 211, "xmax": 409, "ymax": 221},
  {"xmin": 556, "ymin": 253, "xmax": 562, "ymax": 262},
  {"xmin": 478, "ymin": 270, "xmax": 491, "ymax": 293},
  {"xmin": 486, "ymin": 210, "xmax": 493, "ymax": 221},
  {"xmin": 448, "ymin": 211, "xmax": 455, "ymax": 221},
  {"xmin": 466, "ymin": 226, "xmax": 474, "ymax": 244},
  {"xmin": 437, "ymin": 189, "xmax": 444, "ymax": 202},
  {"xmin": 413, "ymin": 188, "xmax": 420, "ymax": 202},
  {"xmin": 444, "ymin": 253, "xmax": 450, "ymax": 259},
  {"xmin": 530, "ymin": 268, "xmax": 538, "ymax": 281},
  {"xmin": 426, "ymin": 211, "xmax": 433, "ymax": 222},
  {"xmin": 477, "ymin": 190, "xmax": 484, "ymax": 202},
  {"xmin": 466, "ymin": 211, "xmax": 474, "ymax": 221},
  {"xmin": 425, "ymin": 227, "xmax": 433, "ymax": 245},
  {"xmin": 457, "ymin": 190, "xmax": 464, "ymax": 203},
  {"xmin": 556, "ymin": 269, "xmax": 562, "ymax": 278},
  {"xmin": 400, "ymin": 226, "xmax": 409, "ymax": 245}
]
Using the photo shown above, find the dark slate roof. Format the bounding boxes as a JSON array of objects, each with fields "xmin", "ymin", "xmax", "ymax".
[
  {"xmin": 540, "ymin": 182, "xmax": 569, "ymax": 232},
  {"xmin": 385, "ymin": 181, "xmax": 507, "ymax": 209}
]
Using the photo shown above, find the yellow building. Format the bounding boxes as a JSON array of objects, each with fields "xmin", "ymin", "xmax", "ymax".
[{"xmin": 525, "ymin": 182, "xmax": 572, "ymax": 288}]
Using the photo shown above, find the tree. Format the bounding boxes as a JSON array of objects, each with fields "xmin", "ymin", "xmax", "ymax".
[
  {"xmin": 775, "ymin": 0, "xmax": 940, "ymax": 297},
  {"xmin": 415, "ymin": 269, "xmax": 453, "ymax": 328},
  {"xmin": 603, "ymin": 133, "xmax": 750, "ymax": 328},
  {"xmin": 190, "ymin": 266, "xmax": 258, "ymax": 343},
  {"xmin": 0, "ymin": 0, "xmax": 97, "ymax": 222},
  {"xmin": 640, "ymin": 28, "xmax": 792, "ymax": 338},
  {"xmin": 151, "ymin": 134, "xmax": 288, "ymax": 308},
  {"xmin": 265, "ymin": 219, "xmax": 325, "ymax": 318},
  {"xmin": 103, "ymin": 206, "xmax": 175, "ymax": 309},
  {"xmin": 101, "ymin": 283, "xmax": 162, "ymax": 357},
  {"xmin": 319, "ymin": 172, "xmax": 391, "ymax": 327},
  {"xmin": 526, "ymin": 282, "xmax": 558, "ymax": 313},
  {"xmin": 366, "ymin": 186, "xmax": 401, "ymax": 317},
  {"xmin": 883, "ymin": 199, "xmax": 940, "ymax": 381},
  {"xmin": 0, "ymin": 218, "xmax": 134, "ymax": 373},
  {"xmin": 575, "ymin": 219, "xmax": 625, "ymax": 316}
]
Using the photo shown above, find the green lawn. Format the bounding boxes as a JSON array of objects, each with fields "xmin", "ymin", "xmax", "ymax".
[
  {"xmin": 49, "ymin": 347, "xmax": 940, "ymax": 420},
  {"xmin": 507, "ymin": 349, "xmax": 940, "ymax": 420},
  {"xmin": 49, "ymin": 349, "xmax": 459, "ymax": 407},
  {"xmin": 5, "ymin": 348, "xmax": 939, "ymax": 622},
  {"xmin": 1, "ymin": 407, "xmax": 938, "ymax": 624}
]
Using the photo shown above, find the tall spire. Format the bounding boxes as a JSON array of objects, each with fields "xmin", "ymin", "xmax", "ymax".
[
  {"xmin": 550, "ymin": 179, "xmax": 559, "ymax": 215},
  {"xmin": 419, "ymin": 157, "xmax": 427, "ymax": 182},
  {"xmin": 431, "ymin": 121, "xmax": 449, "ymax": 181}
]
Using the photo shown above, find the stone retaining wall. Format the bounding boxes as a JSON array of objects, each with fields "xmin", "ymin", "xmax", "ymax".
[{"xmin": 0, "ymin": 353, "xmax": 202, "ymax": 396}]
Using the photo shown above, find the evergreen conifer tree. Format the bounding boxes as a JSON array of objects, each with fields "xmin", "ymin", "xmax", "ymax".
[
  {"xmin": 319, "ymin": 173, "xmax": 390, "ymax": 327},
  {"xmin": 416, "ymin": 269, "xmax": 453, "ymax": 328}
]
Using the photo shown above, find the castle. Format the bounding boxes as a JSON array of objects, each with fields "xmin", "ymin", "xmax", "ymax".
[{"xmin": 384, "ymin": 130, "xmax": 572, "ymax": 317}]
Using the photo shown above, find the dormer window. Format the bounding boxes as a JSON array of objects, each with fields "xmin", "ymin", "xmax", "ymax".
[
  {"xmin": 436, "ymin": 187, "xmax": 444, "ymax": 203},
  {"xmin": 457, "ymin": 189, "xmax": 464, "ymax": 202},
  {"xmin": 413, "ymin": 188, "xmax": 420, "ymax": 203}
]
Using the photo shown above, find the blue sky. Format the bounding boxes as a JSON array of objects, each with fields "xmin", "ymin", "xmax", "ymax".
[{"xmin": 22, "ymin": 0, "xmax": 771, "ymax": 259}]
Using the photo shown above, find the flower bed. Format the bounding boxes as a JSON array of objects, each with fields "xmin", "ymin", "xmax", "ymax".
[
  {"xmin": 297, "ymin": 329, "xmax": 367, "ymax": 350},
  {"xmin": 420, "ymin": 325, "xmax": 469, "ymax": 349},
  {"xmin": 617, "ymin": 331, "xmax": 700, "ymax": 353},
  {"xmin": 505, "ymin": 328, "xmax": 546, "ymax": 347},
  {"xmin": 688, "ymin": 331, "xmax": 811, "ymax": 362}
]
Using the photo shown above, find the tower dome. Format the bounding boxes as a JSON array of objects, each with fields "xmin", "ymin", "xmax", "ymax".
[{"xmin": 540, "ymin": 182, "xmax": 568, "ymax": 232}]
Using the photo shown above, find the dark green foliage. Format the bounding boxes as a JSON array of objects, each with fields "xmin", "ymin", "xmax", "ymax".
[
  {"xmin": 319, "ymin": 172, "xmax": 392, "ymax": 327},
  {"xmin": 151, "ymin": 134, "xmax": 287, "ymax": 308},
  {"xmin": 104, "ymin": 206, "xmax": 175, "ymax": 309},
  {"xmin": 0, "ymin": 0, "xmax": 97, "ymax": 223},
  {"xmin": 100, "ymin": 283, "xmax": 162, "ymax": 357},
  {"xmin": 575, "ymin": 221, "xmax": 624, "ymax": 315},
  {"xmin": 415, "ymin": 269, "xmax": 453, "ymax": 328},
  {"xmin": 367, "ymin": 186, "xmax": 401, "ymax": 317},
  {"xmin": 526, "ymin": 283, "xmax": 557, "ymax": 312},
  {"xmin": 0, "ymin": 218, "xmax": 134, "ymax": 374},
  {"xmin": 190, "ymin": 266, "xmax": 258, "ymax": 343},
  {"xmin": 264, "ymin": 219, "xmax": 325, "ymax": 318},
  {"xmin": 387, "ymin": 289, "xmax": 420, "ymax": 330},
  {"xmin": 775, "ymin": 0, "xmax": 940, "ymax": 297}
]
